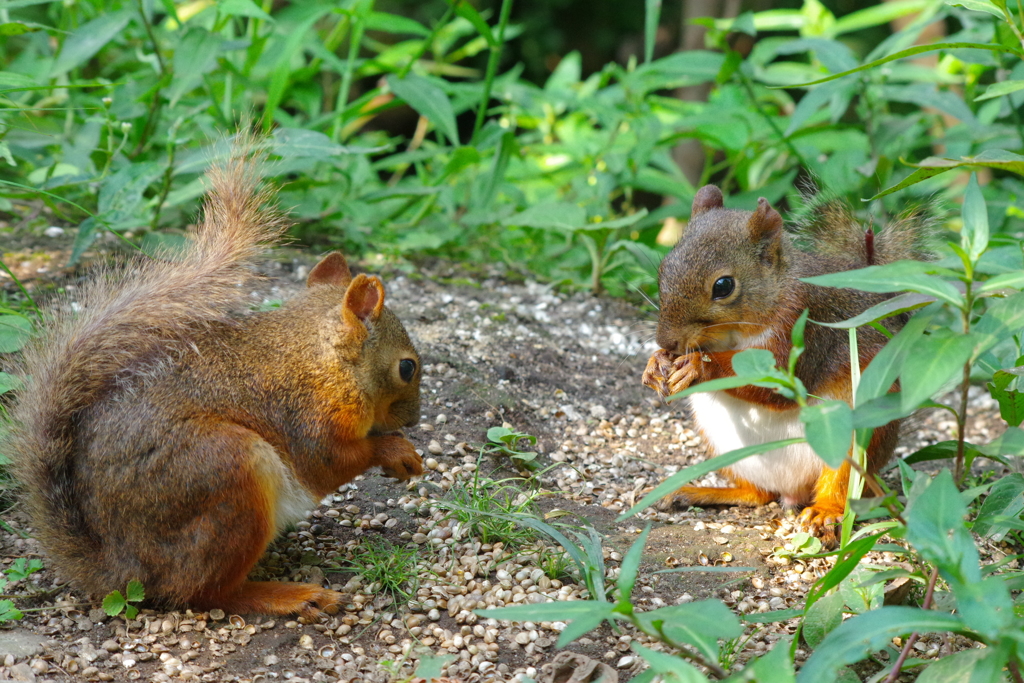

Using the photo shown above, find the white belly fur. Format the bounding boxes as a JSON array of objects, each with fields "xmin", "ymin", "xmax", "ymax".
[
  {"xmin": 688, "ymin": 391, "xmax": 822, "ymax": 505},
  {"xmin": 250, "ymin": 440, "xmax": 319, "ymax": 533}
]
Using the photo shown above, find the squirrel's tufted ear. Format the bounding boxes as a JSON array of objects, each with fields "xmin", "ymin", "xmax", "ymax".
[
  {"xmin": 342, "ymin": 274, "xmax": 386, "ymax": 326},
  {"xmin": 691, "ymin": 185, "xmax": 724, "ymax": 217},
  {"xmin": 747, "ymin": 197, "xmax": 784, "ymax": 262},
  {"xmin": 307, "ymin": 252, "xmax": 352, "ymax": 288}
]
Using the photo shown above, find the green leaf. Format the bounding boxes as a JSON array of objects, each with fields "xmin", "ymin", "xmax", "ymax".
[
  {"xmin": 831, "ymin": 0, "xmax": 931, "ymax": 36},
  {"xmin": 636, "ymin": 600, "xmax": 742, "ymax": 663},
  {"xmin": 364, "ymin": 11, "xmax": 428, "ymax": 36},
  {"xmin": 988, "ymin": 371, "xmax": 1024, "ymax": 426},
  {"xmin": 556, "ymin": 602, "xmax": 616, "ymax": 647},
  {"xmin": 0, "ymin": 22, "xmax": 41, "ymax": 35},
  {"xmin": 632, "ymin": 642, "xmax": 708, "ymax": 682},
  {"xmin": 644, "ymin": 0, "xmax": 661, "ymax": 64},
  {"xmin": 869, "ymin": 150, "xmax": 1024, "ymax": 199},
  {"xmin": 217, "ymin": 0, "xmax": 273, "ymax": 21},
  {"xmin": 944, "ymin": 0, "xmax": 1004, "ymax": 17},
  {"xmin": 412, "ymin": 653, "xmax": 456, "ymax": 682},
  {"xmin": 0, "ymin": 600, "xmax": 22, "ymax": 623},
  {"xmin": 975, "ymin": 79, "xmax": 1024, "ymax": 101},
  {"xmin": 50, "ymin": 9, "xmax": 133, "ymax": 76},
  {"xmin": 899, "ymin": 331, "xmax": 975, "ymax": 411},
  {"xmin": 723, "ymin": 638, "xmax": 796, "ymax": 683},
  {"xmin": 915, "ymin": 644, "xmax": 1012, "ymax": 683},
  {"xmin": 974, "ymin": 293, "xmax": 1024, "ymax": 357},
  {"xmin": 503, "ymin": 202, "xmax": 586, "ymax": 230},
  {"xmin": 125, "ymin": 605, "xmax": 139, "ymax": 620},
  {"xmin": 803, "ymin": 592, "xmax": 845, "ymax": 648},
  {"xmin": 961, "ymin": 174, "xmax": 989, "ymax": 265},
  {"xmin": 453, "ymin": 2, "xmax": 494, "ymax": 46},
  {"xmin": 0, "ymin": 315, "xmax": 33, "ymax": 353},
  {"xmin": 801, "ymin": 400, "xmax": 853, "ymax": 468},
  {"xmin": 575, "ymin": 209, "xmax": 649, "ymax": 232},
  {"xmin": 620, "ymin": 438, "xmax": 805, "ymax": 520},
  {"xmin": 805, "ymin": 534, "xmax": 883, "ymax": 610},
  {"xmin": 973, "ymin": 472, "xmax": 1024, "ymax": 539},
  {"xmin": 978, "ymin": 271, "xmax": 1024, "ymax": 293},
  {"xmin": 617, "ymin": 525, "xmax": 650, "ymax": 603},
  {"xmin": 102, "ymin": 590, "xmax": 127, "ymax": 617},
  {"xmin": 388, "ymin": 73, "xmax": 459, "ymax": 146},
  {"xmin": 741, "ymin": 608, "xmax": 803, "ymax": 624},
  {"xmin": 168, "ymin": 28, "xmax": 224, "ymax": 106},
  {"xmin": 126, "ymin": 580, "xmax": 145, "ymax": 603},
  {"xmin": 856, "ymin": 308, "xmax": 934, "ymax": 404},
  {"xmin": 796, "ymin": 607, "xmax": 965, "ymax": 682},
  {"xmin": 0, "ymin": 372, "xmax": 23, "ymax": 395},
  {"xmin": 477, "ymin": 600, "xmax": 612, "ymax": 623},
  {"xmin": 802, "ymin": 262, "xmax": 963, "ymax": 307},
  {"xmin": 780, "ymin": 42, "xmax": 1020, "ymax": 89}
]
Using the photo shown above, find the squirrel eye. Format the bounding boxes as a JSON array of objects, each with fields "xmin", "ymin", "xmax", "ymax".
[
  {"xmin": 399, "ymin": 359, "xmax": 417, "ymax": 383},
  {"xmin": 711, "ymin": 276, "xmax": 735, "ymax": 300}
]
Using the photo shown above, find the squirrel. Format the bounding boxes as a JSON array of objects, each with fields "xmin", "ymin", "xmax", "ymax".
[
  {"xmin": 4, "ymin": 141, "xmax": 423, "ymax": 618},
  {"xmin": 642, "ymin": 185, "xmax": 930, "ymax": 537}
]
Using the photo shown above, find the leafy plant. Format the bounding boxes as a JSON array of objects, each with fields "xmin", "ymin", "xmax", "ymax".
[
  {"xmin": 102, "ymin": 580, "xmax": 145, "ymax": 620},
  {"xmin": 347, "ymin": 535, "xmax": 420, "ymax": 605},
  {"xmin": 0, "ymin": 557, "xmax": 44, "ymax": 624},
  {"xmin": 485, "ymin": 426, "xmax": 538, "ymax": 470}
]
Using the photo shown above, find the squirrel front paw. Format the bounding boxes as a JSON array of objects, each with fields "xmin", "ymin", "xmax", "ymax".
[
  {"xmin": 372, "ymin": 435, "xmax": 423, "ymax": 480},
  {"xmin": 643, "ymin": 350, "xmax": 702, "ymax": 398},
  {"xmin": 797, "ymin": 504, "xmax": 845, "ymax": 548}
]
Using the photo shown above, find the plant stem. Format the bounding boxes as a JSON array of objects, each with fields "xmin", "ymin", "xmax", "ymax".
[
  {"xmin": 332, "ymin": 1, "xmax": 370, "ymax": 143},
  {"xmin": 132, "ymin": 0, "xmax": 168, "ymax": 157},
  {"xmin": 641, "ymin": 620, "xmax": 729, "ymax": 679},
  {"xmin": 471, "ymin": 0, "xmax": 514, "ymax": 144},
  {"xmin": 882, "ymin": 566, "xmax": 939, "ymax": 683},
  {"xmin": 150, "ymin": 121, "xmax": 180, "ymax": 231},
  {"xmin": 954, "ymin": 284, "xmax": 974, "ymax": 484}
]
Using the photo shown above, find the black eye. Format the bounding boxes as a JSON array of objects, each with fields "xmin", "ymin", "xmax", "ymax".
[
  {"xmin": 399, "ymin": 359, "xmax": 417, "ymax": 383},
  {"xmin": 712, "ymin": 276, "xmax": 735, "ymax": 300}
]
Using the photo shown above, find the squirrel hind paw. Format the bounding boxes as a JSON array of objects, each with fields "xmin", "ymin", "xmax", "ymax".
[
  {"xmin": 797, "ymin": 505, "xmax": 844, "ymax": 547},
  {"xmin": 297, "ymin": 589, "xmax": 345, "ymax": 621}
]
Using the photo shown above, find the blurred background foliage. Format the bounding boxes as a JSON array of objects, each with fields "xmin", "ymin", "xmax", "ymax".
[{"xmin": 1, "ymin": 0, "xmax": 1022, "ymax": 297}]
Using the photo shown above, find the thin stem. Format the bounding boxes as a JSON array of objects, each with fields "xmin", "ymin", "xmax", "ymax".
[
  {"xmin": 132, "ymin": 0, "xmax": 168, "ymax": 157},
  {"xmin": 0, "ymin": 260, "xmax": 39, "ymax": 312},
  {"xmin": 736, "ymin": 69, "xmax": 809, "ymax": 172},
  {"xmin": 882, "ymin": 566, "xmax": 939, "ymax": 683},
  {"xmin": 1008, "ymin": 660, "xmax": 1024, "ymax": 683},
  {"xmin": 149, "ymin": 123, "xmax": 180, "ymax": 231},
  {"xmin": 637, "ymin": 618, "xmax": 729, "ymax": 679},
  {"xmin": 954, "ymin": 285, "xmax": 974, "ymax": 483},
  {"xmin": 471, "ymin": 0, "xmax": 514, "ymax": 144},
  {"xmin": 331, "ymin": 3, "xmax": 367, "ymax": 143}
]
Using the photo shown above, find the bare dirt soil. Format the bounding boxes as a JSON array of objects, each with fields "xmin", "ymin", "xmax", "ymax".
[{"xmin": 0, "ymin": 233, "xmax": 1015, "ymax": 683}]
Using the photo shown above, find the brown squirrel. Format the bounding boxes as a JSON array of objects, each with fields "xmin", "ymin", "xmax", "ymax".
[
  {"xmin": 5, "ymin": 142, "xmax": 423, "ymax": 618},
  {"xmin": 643, "ymin": 185, "xmax": 929, "ymax": 536}
]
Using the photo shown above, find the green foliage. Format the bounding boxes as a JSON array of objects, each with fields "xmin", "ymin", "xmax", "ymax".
[
  {"xmin": 102, "ymin": 580, "xmax": 145, "ymax": 620},
  {"xmin": 485, "ymin": 426, "xmax": 538, "ymax": 469},
  {"xmin": 0, "ymin": 557, "xmax": 44, "ymax": 625},
  {"xmin": 347, "ymin": 535, "xmax": 420, "ymax": 605}
]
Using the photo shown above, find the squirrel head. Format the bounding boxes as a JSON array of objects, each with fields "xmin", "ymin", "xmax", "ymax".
[
  {"xmin": 306, "ymin": 252, "xmax": 421, "ymax": 433},
  {"xmin": 655, "ymin": 186, "xmax": 792, "ymax": 354}
]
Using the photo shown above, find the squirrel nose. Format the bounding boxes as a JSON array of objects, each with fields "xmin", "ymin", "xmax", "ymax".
[{"xmin": 656, "ymin": 329, "xmax": 679, "ymax": 353}]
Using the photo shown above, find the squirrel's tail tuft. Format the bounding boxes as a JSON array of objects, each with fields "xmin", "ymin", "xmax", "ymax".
[
  {"xmin": 790, "ymin": 191, "xmax": 936, "ymax": 267},
  {"xmin": 4, "ymin": 133, "xmax": 288, "ymax": 589}
]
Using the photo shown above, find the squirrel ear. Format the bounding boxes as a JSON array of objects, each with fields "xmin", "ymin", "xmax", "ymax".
[
  {"xmin": 307, "ymin": 252, "xmax": 352, "ymax": 288},
  {"xmin": 692, "ymin": 185, "xmax": 724, "ymax": 217},
  {"xmin": 748, "ymin": 197, "xmax": 784, "ymax": 261},
  {"xmin": 343, "ymin": 274, "xmax": 386, "ymax": 325}
]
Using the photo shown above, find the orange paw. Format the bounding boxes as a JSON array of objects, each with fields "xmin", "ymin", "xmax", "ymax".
[
  {"xmin": 297, "ymin": 588, "xmax": 344, "ymax": 621},
  {"xmin": 642, "ymin": 350, "xmax": 701, "ymax": 398},
  {"xmin": 373, "ymin": 435, "xmax": 423, "ymax": 480},
  {"xmin": 797, "ymin": 504, "xmax": 845, "ymax": 547}
]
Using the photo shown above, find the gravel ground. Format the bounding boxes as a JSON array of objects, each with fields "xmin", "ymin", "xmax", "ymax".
[{"xmin": 0, "ymin": 236, "xmax": 1017, "ymax": 683}]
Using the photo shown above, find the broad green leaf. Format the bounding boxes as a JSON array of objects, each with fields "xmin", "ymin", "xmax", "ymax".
[
  {"xmin": 624, "ymin": 51, "xmax": 725, "ymax": 94},
  {"xmin": 638, "ymin": 600, "xmax": 742, "ymax": 663},
  {"xmin": 741, "ymin": 608, "xmax": 803, "ymax": 623},
  {"xmin": 0, "ymin": 315, "xmax": 32, "ymax": 353},
  {"xmin": 806, "ymin": 534, "xmax": 883, "ymax": 609},
  {"xmin": 632, "ymin": 642, "xmax": 707, "ymax": 682},
  {"xmin": 961, "ymin": 174, "xmax": 989, "ymax": 264},
  {"xmin": 168, "ymin": 28, "xmax": 224, "ymax": 106},
  {"xmin": 731, "ymin": 348, "xmax": 778, "ymax": 376},
  {"xmin": 272, "ymin": 128, "xmax": 364, "ymax": 158},
  {"xmin": 364, "ymin": 11, "xmax": 429, "ymax": 36},
  {"xmin": 973, "ymin": 293, "xmax": 1024, "ymax": 357},
  {"xmin": 102, "ymin": 590, "xmax": 127, "ymax": 617},
  {"xmin": 620, "ymin": 438, "xmax": 805, "ymax": 519},
  {"xmin": 125, "ymin": 605, "xmax": 139, "ymax": 619},
  {"xmin": 915, "ymin": 645, "xmax": 1011, "ymax": 683},
  {"xmin": 217, "ymin": 0, "xmax": 273, "ymax": 21},
  {"xmin": 0, "ymin": 600, "xmax": 22, "ymax": 623},
  {"xmin": 814, "ymin": 291, "xmax": 934, "ymax": 329},
  {"xmin": 975, "ymin": 79, "xmax": 1024, "ymax": 101},
  {"xmin": 477, "ymin": 600, "xmax": 611, "ymax": 623},
  {"xmin": 978, "ymin": 271, "xmax": 1024, "ymax": 293},
  {"xmin": 0, "ymin": 371, "xmax": 22, "ymax": 395},
  {"xmin": 870, "ymin": 150, "xmax": 1024, "ymax": 199},
  {"xmin": 413, "ymin": 654, "xmax": 455, "ymax": 682},
  {"xmin": 453, "ymin": 3, "xmax": 494, "ymax": 45},
  {"xmin": 987, "ymin": 371, "xmax": 1024, "ymax": 426},
  {"xmin": 50, "ymin": 9, "xmax": 133, "ymax": 76},
  {"xmin": 126, "ymin": 580, "xmax": 145, "ymax": 603},
  {"xmin": 574, "ymin": 209, "xmax": 649, "ymax": 232},
  {"xmin": 856, "ymin": 309, "xmax": 934, "ymax": 403},
  {"xmin": 723, "ymin": 640, "xmax": 796, "ymax": 682},
  {"xmin": 262, "ymin": 8, "xmax": 331, "ymax": 132},
  {"xmin": 801, "ymin": 400, "xmax": 853, "ymax": 468},
  {"xmin": 905, "ymin": 470, "xmax": 978, "ymax": 581},
  {"xmin": 944, "ymin": 0, "xmax": 1004, "ymax": 17},
  {"xmin": 899, "ymin": 331, "xmax": 975, "ymax": 411},
  {"xmin": 503, "ymin": 202, "xmax": 585, "ymax": 230},
  {"xmin": 0, "ymin": 22, "xmax": 41, "ymax": 35},
  {"xmin": 644, "ymin": 0, "xmax": 661, "ymax": 64},
  {"xmin": 851, "ymin": 393, "xmax": 915, "ymax": 429},
  {"xmin": 388, "ymin": 73, "xmax": 459, "ymax": 146},
  {"xmin": 802, "ymin": 262, "xmax": 963, "ymax": 307},
  {"xmin": 803, "ymin": 591, "xmax": 844, "ymax": 648},
  {"xmin": 617, "ymin": 525, "xmax": 650, "ymax": 603},
  {"xmin": 796, "ymin": 607, "xmax": 965, "ymax": 682},
  {"xmin": 973, "ymin": 473, "xmax": 1024, "ymax": 540},
  {"xmin": 555, "ymin": 603, "xmax": 616, "ymax": 647},
  {"xmin": 781, "ymin": 42, "xmax": 1019, "ymax": 89},
  {"xmin": 831, "ymin": 0, "xmax": 930, "ymax": 35}
]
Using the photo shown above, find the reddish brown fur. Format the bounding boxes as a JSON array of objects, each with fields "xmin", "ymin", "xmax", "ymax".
[
  {"xmin": 644, "ymin": 185, "xmax": 929, "ymax": 538},
  {"xmin": 5, "ymin": 137, "xmax": 422, "ymax": 617}
]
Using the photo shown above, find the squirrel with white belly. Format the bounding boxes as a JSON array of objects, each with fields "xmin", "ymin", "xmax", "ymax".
[
  {"xmin": 643, "ymin": 186, "xmax": 930, "ymax": 537},
  {"xmin": 5, "ymin": 139, "xmax": 423, "ymax": 618}
]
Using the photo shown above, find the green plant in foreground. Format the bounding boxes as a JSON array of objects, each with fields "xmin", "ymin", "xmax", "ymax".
[
  {"xmin": 437, "ymin": 469, "xmax": 544, "ymax": 549},
  {"xmin": 485, "ymin": 426, "xmax": 539, "ymax": 471},
  {"xmin": 102, "ymin": 580, "xmax": 144, "ymax": 620},
  {"xmin": 0, "ymin": 557, "xmax": 44, "ymax": 624}
]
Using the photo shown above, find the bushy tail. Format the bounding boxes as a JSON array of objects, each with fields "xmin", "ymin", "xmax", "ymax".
[
  {"xmin": 4, "ymin": 135, "xmax": 288, "ymax": 579},
  {"xmin": 791, "ymin": 195, "xmax": 936, "ymax": 267}
]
